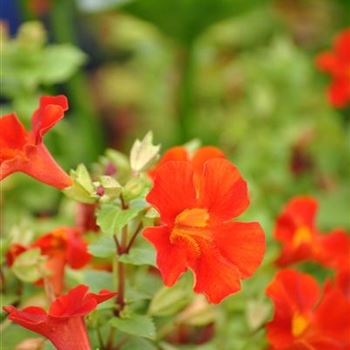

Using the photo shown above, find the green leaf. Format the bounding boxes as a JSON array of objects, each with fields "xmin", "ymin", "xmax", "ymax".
[
  {"xmin": 130, "ymin": 132, "xmax": 160, "ymax": 173},
  {"xmin": 149, "ymin": 278, "xmax": 192, "ymax": 317},
  {"xmin": 121, "ymin": 337, "xmax": 157, "ymax": 350},
  {"xmin": 97, "ymin": 204, "xmax": 142, "ymax": 235},
  {"xmin": 63, "ymin": 164, "xmax": 97, "ymax": 204},
  {"xmin": 119, "ymin": 247, "xmax": 155, "ymax": 266},
  {"xmin": 83, "ymin": 269, "xmax": 114, "ymax": 292},
  {"xmin": 88, "ymin": 236, "xmax": 116, "ymax": 258},
  {"xmin": 109, "ymin": 314, "xmax": 156, "ymax": 339},
  {"xmin": 11, "ymin": 248, "xmax": 46, "ymax": 282},
  {"xmin": 41, "ymin": 44, "xmax": 86, "ymax": 84}
]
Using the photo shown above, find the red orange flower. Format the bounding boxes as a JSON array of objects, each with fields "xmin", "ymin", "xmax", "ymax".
[
  {"xmin": 32, "ymin": 227, "xmax": 91, "ymax": 296},
  {"xmin": 274, "ymin": 196, "xmax": 350, "ymax": 269},
  {"xmin": 144, "ymin": 158, "xmax": 265, "ymax": 303},
  {"xmin": 266, "ymin": 269, "xmax": 350, "ymax": 350},
  {"xmin": 4, "ymin": 285, "xmax": 116, "ymax": 350},
  {"xmin": 149, "ymin": 146, "xmax": 225, "ymax": 180},
  {"xmin": 317, "ymin": 228, "xmax": 350, "ymax": 271},
  {"xmin": 274, "ymin": 196, "xmax": 319, "ymax": 267},
  {"xmin": 316, "ymin": 28, "xmax": 350, "ymax": 108},
  {"xmin": 0, "ymin": 95, "xmax": 72, "ymax": 189}
]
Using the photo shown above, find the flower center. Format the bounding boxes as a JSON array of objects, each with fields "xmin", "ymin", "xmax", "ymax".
[
  {"xmin": 292, "ymin": 313, "xmax": 309, "ymax": 337},
  {"xmin": 292, "ymin": 226, "xmax": 312, "ymax": 247},
  {"xmin": 170, "ymin": 208, "xmax": 210, "ymax": 257}
]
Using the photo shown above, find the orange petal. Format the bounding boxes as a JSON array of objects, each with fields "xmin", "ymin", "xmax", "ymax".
[
  {"xmin": 274, "ymin": 196, "xmax": 318, "ymax": 243},
  {"xmin": 143, "ymin": 226, "xmax": 188, "ymax": 286},
  {"xmin": 191, "ymin": 146, "xmax": 225, "ymax": 176},
  {"xmin": 190, "ymin": 245, "xmax": 241, "ymax": 303},
  {"xmin": 198, "ymin": 158, "xmax": 249, "ymax": 221},
  {"xmin": 316, "ymin": 52, "xmax": 338, "ymax": 73},
  {"xmin": 66, "ymin": 229, "xmax": 91, "ymax": 269},
  {"xmin": 313, "ymin": 288, "xmax": 350, "ymax": 344},
  {"xmin": 149, "ymin": 146, "xmax": 188, "ymax": 179},
  {"xmin": 0, "ymin": 113, "xmax": 27, "ymax": 152},
  {"xmin": 267, "ymin": 270, "xmax": 320, "ymax": 315},
  {"xmin": 31, "ymin": 95, "xmax": 68, "ymax": 144},
  {"xmin": 21, "ymin": 144, "xmax": 72, "ymax": 189},
  {"xmin": 146, "ymin": 161, "xmax": 197, "ymax": 224},
  {"xmin": 212, "ymin": 221, "xmax": 265, "ymax": 278}
]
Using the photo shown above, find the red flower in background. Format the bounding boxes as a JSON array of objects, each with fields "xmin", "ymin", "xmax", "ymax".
[
  {"xmin": 266, "ymin": 269, "xmax": 350, "ymax": 350},
  {"xmin": 0, "ymin": 95, "xmax": 72, "ymax": 189},
  {"xmin": 32, "ymin": 227, "xmax": 91, "ymax": 296},
  {"xmin": 4, "ymin": 285, "xmax": 116, "ymax": 350},
  {"xmin": 274, "ymin": 196, "xmax": 350, "ymax": 269},
  {"xmin": 316, "ymin": 28, "xmax": 350, "ymax": 108},
  {"xmin": 317, "ymin": 228, "xmax": 350, "ymax": 270},
  {"xmin": 149, "ymin": 146, "xmax": 225, "ymax": 181},
  {"xmin": 6, "ymin": 228, "xmax": 91, "ymax": 296},
  {"xmin": 274, "ymin": 196, "xmax": 319, "ymax": 266},
  {"xmin": 144, "ymin": 158, "xmax": 265, "ymax": 303}
]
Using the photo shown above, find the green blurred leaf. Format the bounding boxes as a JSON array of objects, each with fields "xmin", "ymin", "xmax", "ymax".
[
  {"xmin": 11, "ymin": 248, "xmax": 46, "ymax": 283},
  {"xmin": 88, "ymin": 236, "xmax": 116, "ymax": 258},
  {"xmin": 109, "ymin": 313, "xmax": 156, "ymax": 339},
  {"xmin": 119, "ymin": 246, "xmax": 156, "ymax": 266}
]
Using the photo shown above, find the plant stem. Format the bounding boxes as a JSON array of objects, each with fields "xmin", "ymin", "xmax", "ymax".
[{"xmin": 125, "ymin": 222, "xmax": 143, "ymax": 253}]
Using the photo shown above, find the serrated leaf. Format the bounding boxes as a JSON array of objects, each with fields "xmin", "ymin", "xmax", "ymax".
[
  {"xmin": 119, "ymin": 247, "xmax": 156, "ymax": 266},
  {"xmin": 97, "ymin": 204, "xmax": 141, "ymax": 235},
  {"xmin": 88, "ymin": 236, "xmax": 116, "ymax": 258},
  {"xmin": 109, "ymin": 314, "xmax": 156, "ymax": 339}
]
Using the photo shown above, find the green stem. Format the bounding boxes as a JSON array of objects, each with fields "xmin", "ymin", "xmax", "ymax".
[{"xmin": 50, "ymin": 0, "xmax": 104, "ymax": 163}]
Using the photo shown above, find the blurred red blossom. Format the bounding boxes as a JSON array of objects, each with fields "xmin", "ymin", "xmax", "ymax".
[
  {"xmin": 7, "ymin": 228, "xmax": 91, "ymax": 296},
  {"xmin": 0, "ymin": 95, "xmax": 72, "ymax": 189},
  {"xmin": 316, "ymin": 28, "xmax": 350, "ymax": 108},
  {"xmin": 274, "ymin": 196, "xmax": 350, "ymax": 269},
  {"xmin": 144, "ymin": 158, "xmax": 265, "ymax": 303},
  {"xmin": 274, "ymin": 196, "xmax": 319, "ymax": 266},
  {"xmin": 4, "ymin": 285, "xmax": 116, "ymax": 350},
  {"xmin": 266, "ymin": 269, "xmax": 350, "ymax": 350}
]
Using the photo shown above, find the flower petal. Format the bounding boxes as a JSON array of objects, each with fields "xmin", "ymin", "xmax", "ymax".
[
  {"xmin": 313, "ymin": 288, "xmax": 350, "ymax": 343},
  {"xmin": 88, "ymin": 290, "xmax": 117, "ymax": 304},
  {"xmin": 212, "ymin": 221, "xmax": 265, "ymax": 278},
  {"xmin": 266, "ymin": 270, "xmax": 320, "ymax": 315},
  {"xmin": 143, "ymin": 226, "xmax": 188, "ymax": 286},
  {"xmin": 191, "ymin": 146, "xmax": 225, "ymax": 176},
  {"xmin": 198, "ymin": 158, "xmax": 249, "ymax": 221},
  {"xmin": 49, "ymin": 285, "xmax": 95, "ymax": 317},
  {"xmin": 146, "ymin": 161, "xmax": 197, "ymax": 224},
  {"xmin": 274, "ymin": 196, "xmax": 318, "ymax": 243},
  {"xmin": 22, "ymin": 143, "xmax": 72, "ymax": 189},
  {"xmin": 0, "ymin": 113, "xmax": 27, "ymax": 152},
  {"xmin": 31, "ymin": 95, "xmax": 68, "ymax": 144},
  {"xmin": 190, "ymin": 246, "xmax": 241, "ymax": 303},
  {"xmin": 66, "ymin": 229, "xmax": 91, "ymax": 269}
]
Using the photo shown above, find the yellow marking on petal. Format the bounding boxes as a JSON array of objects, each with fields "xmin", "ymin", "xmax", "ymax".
[
  {"xmin": 292, "ymin": 313, "xmax": 309, "ymax": 337},
  {"xmin": 171, "ymin": 208, "xmax": 210, "ymax": 257},
  {"xmin": 292, "ymin": 226, "xmax": 312, "ymax": 248}
]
